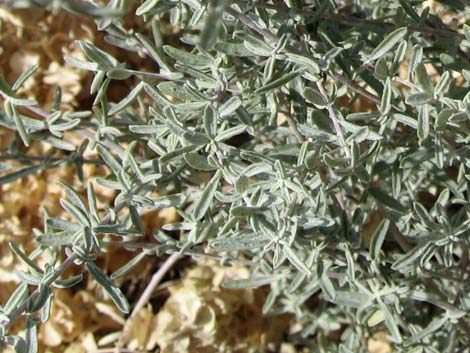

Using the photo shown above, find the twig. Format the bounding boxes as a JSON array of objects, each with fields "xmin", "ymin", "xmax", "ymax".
[{"xmin": 117, "ymin": 252, "xmax": 183, "ymax": 349}]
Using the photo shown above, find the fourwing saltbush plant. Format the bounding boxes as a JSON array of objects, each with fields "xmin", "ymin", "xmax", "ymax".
[{"xmin": 1, "ymin": 0, "xmax": 470, "ymax": 352}]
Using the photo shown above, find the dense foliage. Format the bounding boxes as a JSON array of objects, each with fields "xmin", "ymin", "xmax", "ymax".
[{"xmin": 1, "ymin": 0, "xmax": 470, "ymax": 352}]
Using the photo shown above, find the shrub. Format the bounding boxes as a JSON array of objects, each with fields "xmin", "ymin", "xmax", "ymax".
[{"xmin": 1, "ymin": 0, "xmax": 469, "ymax": 352}]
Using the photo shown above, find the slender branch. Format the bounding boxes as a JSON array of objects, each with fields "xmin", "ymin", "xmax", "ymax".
[
  {"xmin": 117, "ymin": 252, "xmax": 183, "ymax": 349},
  {"xmin": 4, "ymin": 253, "xmax": 78, "ymax": 330}
]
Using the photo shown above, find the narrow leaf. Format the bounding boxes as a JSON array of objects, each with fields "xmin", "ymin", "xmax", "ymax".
[
  {"xmin": 369, "ymin": 27, "xmax": 407, "ymax": 62},
  {"xmin": 86, "ymin": 261, "xmax": 130, "ymax": 313},
  {"xmin": 369, "ymin": 218, "xmax": 390, "ymax": 260},
  {"xmin": 193, "ymin": 169, "xmax": 222, "ymax": 220}
]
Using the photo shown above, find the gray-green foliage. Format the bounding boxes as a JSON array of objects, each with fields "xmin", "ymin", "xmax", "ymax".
[{"xmin": 1, "ymin": 0, "xmax": 470, "ymax": 352}]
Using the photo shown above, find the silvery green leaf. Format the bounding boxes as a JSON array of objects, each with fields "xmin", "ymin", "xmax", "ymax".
[
  {"xmin": 223, "ymin": 273, "xmax": 285, "ymax": 289},
  {"xmin": 106, "ymin": 67, "xmax": 133, "ymax": 80},
  {"xmin": 86, "ymin": 261, "xmax": 130, "ymax": 313},
  {"xmin": 204, "ymin": 104, "xmax": 217, "ymax": 137},
  {"xmin": 50, "ymin": 118, "xmax": 81, "ymax": 132},
  {"xmin": 434, "ymin": 71, "xmax": 450, "ymax": 96},
  {"xmin": 417, "ymin": 104, "xmax": 429, "ymax": 142},
  {"xmin": 374, "ymin": 57, "xmax": 388, "ymax": 80},
  {"xmin": 285, "ymin": 53, "xmax": 320, "ymax": 74},
  {"xmin": 406, "ymin": 92, "xmax": 432, "ymax": 106},
  {"xmin": 163, "ymin": 106, "xmax": 186, "ymax": 135},
  {"xmin": 369, "ymin": 187, "xmax": 407, "ymax": 213},
  {"xmin": 60, "ymin": 199, "xmax": 91, "ymax": 226},
  {"xmin": 40, "ymin": 292, "xmax": 52, "ymax": 323},
  {"xmin": 346, "ymin": 111, "xmax": 381, "ymax": 122},
  {"xmin": 215, "ymin": 41, "xmax": 252, "ymax": 56},
  {"xmin": 110, "ymin": 251, "xmax": 148, "ymax": 280},
  {"xmin": 12, "ymin": 64, "xmax": 39, "ymax": 91},
  {"xmin": 381, "ymin": 304, "xmax": 402, "ymax": 343},
  {"xmin": 31, "ymin": 134, "xmax": 76, "ymax": 151},
  {"xmin": 283, "ymin": 245, "xmax": 311, "ymax": 275},
  {"xmin": 160, "ymin": 145, "xmax": 198, "ymax": 164},
  {"xmin": 334, "ymin": 291, "xmax": 372, "ymax": 308},
  {"xmin": 318, "ymin": 267, "xmax": 335, "ymax": 301},
  {"xmin": 231, "ymin": 206, "xmax": 267, "ymax": 217},
  {"xmin": 210, "ymin": 233, "xmax": 269, "ymax": 252},
  {"xmin": 392, "ymin": 242, "xmax": 432, "ymax": 271},
  {"xmin": 136, "ymin": 0, "xmax": 159, "ymax": 15},
  {"xmin": 304, "ymin": 87, "xmax": 327, "ymax": 108},
  {"xmin": 78, "ymin": 41, "xmax": 118, "ymax": 68},
  {"xmin": 8, "ymin": 243, "xmax": 42, "ymax": 276},
  {"xmin": 301, "ymin": 217, "xmax": 335, "ymax": 229},
  {"xmin": 219, "ymin": 97, "xmax": 241, "ymax": 118},
  {"xmin": 404, "ymin": 315, "xmax": 448, "ymax": 347},
  {"xmin": 416, "ymin": 63, "xmax": 433, "ymax": 93},
  {"xmin": 144, "ymin": 83, "xmax": 174, "ymax": 107},
  {"xmin": 215, "ymin": 125, "xmax": 247, "ymax": 142},
  {"xmin": 339, "ymin": 121, "xmax": 382, "ymax": 141},
  {"xmin": 183, "ymin": 131, "xmax": 210, "ymax": 145},
  {"xmin": 128, "ymin": 205, "xmax": 144, "ymax": 233},
  {"xmin": 163, "ymin": 45, "xmax": 212, "ymax": 67},
  {"xmin": 4, "ymin": 282, "xmax": 28, "ymax": 315},
  {"xmin": 57, "ymin": 182, "xmax": 88, "ymax": 214},
  {"xmin": 369, "ymin": 218, "xmax": 390, "ymax": 260},
  {"xmin": 184, "ymin": 152, "xmax": 217, "ymax": 171},
  {"xmin": 414, "ymin": 202, "xmax": 434, "ymax": 225},
  {"xmin": 243, "ymin": 38, "xmax": 272, "ymax": 56},
  {"xmin": 15, "ymin": 271, "xmax": 41, "ymax": 285},
  {"xmin": 6, "ymin": 102, "xmax": 29, "ymax": 146},
  {"xmin": 193, "ymin": 169, "xmax": 222, "ymax": 220},
  {"xmin": 162, "ymin": 222, "xmax": 194, "ymax": 231},
  {"xmin": 380, "ymin": 78, "xmax": 392, "ymax": 115},
  {"xmin": 90, "ymin": 70, "xmax": 106, "ymax": 95},
  {"xmin": 135, "ymin": 33, "xmax": 172, "ymax": 72},
  {"xmin": 152, "ymin": 194, "xmax": 187, "ymax": 208},
  {"xmin": 0, "ymin": 75, "xmax": 36, "ymax": 106},
  {"xmin": 199, "ymin": 0, "xmax": 225, "ymax": 50},
  {"xmin": 298, "ymin": 124, "xmax": 337, "ymax": 142},
  {"xmin": 52, "ymin": 274, "xmax": 84, "ymax": 288},
  {"xmin": 108, "ymin": 82, "xmax": 144, "ymax": 115},
  {"xmin": 97, "ymin": 145, "xmax": 122, "ymax": 175},
  {"xmin": 47, "ymin": 217, "xmax": 82, "ymax": 232},
  {"xmin": 369, "ymin": 27, "xmax": 407, "ymax": 62},
  {"xmin": 65, "ymin": 55, "xmax": 99, "ymax": 71},
  {"xmin": 25, "ymin": 316, "xmax": 38, "ymax": 353},
  {"xmin": 174, "ymin": 101, "xmax": 207, "ymax": 112},
  {"xmin": 37, "ymin": 230, "xmax": 79, "ymax": 246},
  {"xmin": 255, "ymin": 71, "xmax": 301, "ymax": 94},
  {"xmin": 0, "ymin": 164, "xmax": 42, "ymax": 186},
  {"xmin": 129, "ymin": 124, "xmax": 165, "ymax": 135},
  {"xmin": 158, "ymin": 81, "xmax": 196, "ymax": 101},
  {"xmin": 408, "ymin": 44, "xmax": 423, "ymax": 79},
  {"xmin": 392, "ymin": 113, "xmax": 418, "ymax": 129},
  {"xmin": 31, "ymin": 285, "xmax": 51, "ymax": 312}
]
